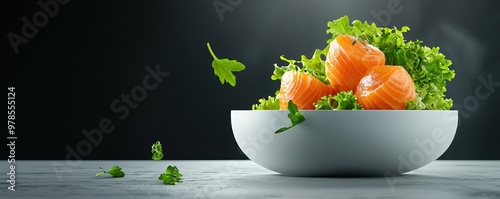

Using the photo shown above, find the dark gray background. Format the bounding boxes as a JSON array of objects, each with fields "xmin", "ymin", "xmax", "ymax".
[{"xmin": 2, "ymin": 0, "xmax": 499, "ymax": 160}]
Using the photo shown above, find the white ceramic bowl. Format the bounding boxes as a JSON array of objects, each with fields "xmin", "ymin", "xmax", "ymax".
[{"xmin": 231, "ymin": 110, "xmax": 458, "ymax": 177}]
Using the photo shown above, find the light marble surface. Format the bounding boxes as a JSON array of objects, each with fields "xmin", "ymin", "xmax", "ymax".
[{"xmin": 1, "ymin": 160, "xmax": 499, "ymax": 199}]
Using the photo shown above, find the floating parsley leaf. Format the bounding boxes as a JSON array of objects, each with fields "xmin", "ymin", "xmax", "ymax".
[
  {"xmin": 151, "ymin": 141, "xmax": 164, "ymax": 160},
  {"xmin": 207, "ymin": 42, "xmax": 246, "ymax": 87}
]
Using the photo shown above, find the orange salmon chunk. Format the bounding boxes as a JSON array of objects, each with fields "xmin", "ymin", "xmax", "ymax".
[
  {"xmin": 279, "ymin": 71, "xmax": 336, "ymax": 110},
  {"xmin": 325, "ymin": 34, "xmax": 386, "ymax": 92},
  {"xmin": 355, "ymin": 65, "xmax": 416, "ymax": 110}
]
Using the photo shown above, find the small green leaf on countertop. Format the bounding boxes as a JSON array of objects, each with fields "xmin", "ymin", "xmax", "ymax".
[
  {"xmin": 158, "ymin": 165, "xmax": 183, "ymax": 185},
  {"xmin": 96, "ymin": 166, "xmax": 125, "ymax": 177}
]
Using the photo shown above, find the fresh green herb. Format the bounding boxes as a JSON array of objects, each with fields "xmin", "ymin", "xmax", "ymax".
[
  {"xmin": 259, "ymin": 46, "xmax": 330, "ymax": 110},
  {"xmin": 207, "ymin": 42, "xmax": 246, "ymax": 87},
  {"xmin": 299, "ymin": 45, "xmax": 330, "ymax": 84},
  {"xmin": 252, "ymin": 90, "xmax": 280, "ymax": 110},
  {"xmin": 96, "ymin": 166, "xmax": 125, "ymax": 177},
  {"xmin": 314, "ymin": 91, "xmax": 363, "ymax": 110},
  {"xmin": 275, "ymin": 100, "xmax": 305, "ymax": 134},
  {"xmin": 271, "ymin": 45, "xmax": 329, "ymax": 84},
  {"xmin": 271, "ymin": 55, "xmax": 298, "ymax": 81},
  {"xmin": 158, "ymin": 165, "xmax": 183, "ymax": 185},
  {"xmin": 325, "ymin": 15, "xmax": 455, "ymax": 110},
  {"xmin": 258, "ymin": 27, "xmax": 336, "ymax": 110},
  {"xmin": 151, "ymin": 141, "xmax": 164, "ymax": 160}
]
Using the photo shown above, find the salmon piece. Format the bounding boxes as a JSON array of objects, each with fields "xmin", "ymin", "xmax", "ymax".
[
  {"xmin": 325, "ymin": 34, "xmax": 386, "ymax": 92},
  {"xmin": 279, "ymin": 70, "xmax": 336, "ymax": 110},
  {"xmin": 355, "ymin": 65, "xmax": 416, "ymax": 110}
]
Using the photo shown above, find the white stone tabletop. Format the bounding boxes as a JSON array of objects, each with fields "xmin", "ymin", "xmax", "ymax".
[{"xmin": 1, "ymin": 160, "xmax": 499, "ymax": 199}]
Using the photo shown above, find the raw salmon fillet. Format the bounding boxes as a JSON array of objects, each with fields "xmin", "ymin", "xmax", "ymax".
[
  {"xmin": 355, "ymin": 65, "xmax": 416, "ymax": 110},
  {"xmin": 325, "ymin": 34, "xmax": 386, "ymax": 93},
  {"xmin": 279, "ymin": 70, "xmax": 336, "ymax": 110}
]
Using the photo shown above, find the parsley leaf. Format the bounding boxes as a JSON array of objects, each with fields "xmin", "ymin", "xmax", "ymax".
[
  {"xmin": 151, "ymin": 141, "xmax": 164, "ymax": 160},
  {"xmin": 275, "ymin": 100, "xmax": 305, "ymax": 134},
  {"xmin": 207, "ymin": 42, "xmax": 246, "ymax": 87},
  {"xmin": 314, "ymin": 91, "xmax": 363, "ymax": 110},
  {"xmin": 96, "ymin": 166, "xmax": 125, "ymax": 177},
  {"xmin": 158, "ymin": 165, "xmax": 183, "ymax": 185}
]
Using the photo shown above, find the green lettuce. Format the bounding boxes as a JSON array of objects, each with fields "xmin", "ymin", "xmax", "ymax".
[
  {"xmin": 314, "ymin": 91, "xmax": 363, "ymax": 110},
  {"xmin": 326, "ymin": 16, "xmax": 455, "ymax": 110},
  {"xmin": 252, "ymin": 90, "xmax": 280, "ymax": 110},
  {"xmin": 271, "ymin": 45, "xmax": 329, "ymax": 84},
  {"xmin": 253, "ymin": 15, "xmax": 454, "ymax": 110}
]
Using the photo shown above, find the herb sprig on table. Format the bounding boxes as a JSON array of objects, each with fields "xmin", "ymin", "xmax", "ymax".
[
  {"xmin": 95, "ymin": 166, "xmax": 125, "ymax": 177},
  {"xmin": 158, "ymin": 165, "xmax": 183, "ymax": 185},
  {"xmin": 94, "ymin": 141, "xmax": 183, "ymax": 185}
]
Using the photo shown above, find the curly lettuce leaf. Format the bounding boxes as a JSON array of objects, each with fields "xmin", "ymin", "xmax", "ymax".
[
  {"xmin": 326, "ymin": 16, "xmax": 455, "ymax": 110},
  {"xmin": 271, "ymin": 46, "xmax": 329, "ymax": 84},
  {"xmin": 271, "ymin": 56, "xmax": 299, "ymax": 81},
  {"xmin": 252, "ymin": 90, "xmax": 280, "ymax": 110},
  {"xmin": 314, "ymin": 91, "xmax": 363, "ymax": 110},
  {"xmin": 299, "ymin": 45, "xmax": 329, "ymax": 84}
]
